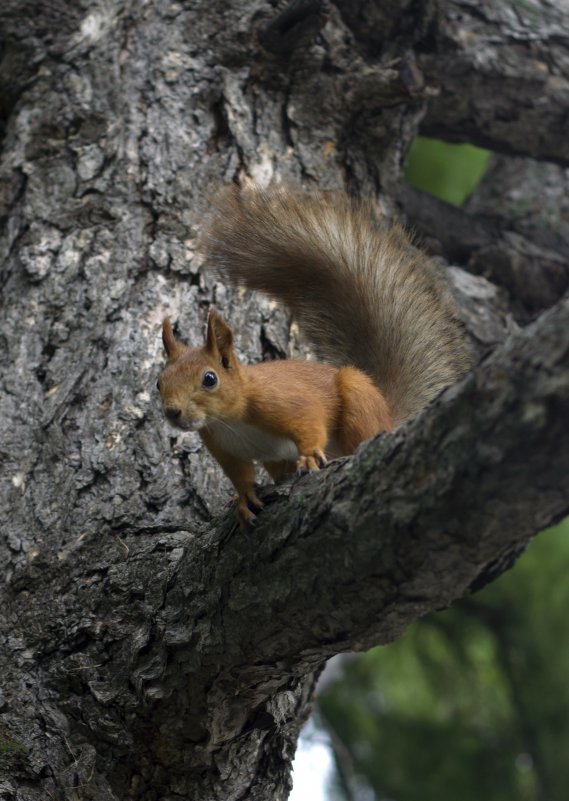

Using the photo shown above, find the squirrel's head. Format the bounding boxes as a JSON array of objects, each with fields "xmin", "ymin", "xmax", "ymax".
[{"xmin": 157, "ymin": 311, "xmax": 244, "ymax": 431}]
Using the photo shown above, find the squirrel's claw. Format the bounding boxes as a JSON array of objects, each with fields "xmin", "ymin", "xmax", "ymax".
[
  {"xmin": 314, "ymin": 449, "xmax": 327, "ymax": 468},
  {"xmin": 236, "ymin": 489, "xmax": 264, "ymax": 530},
  {"xmin": 296, "ymin": 449, "xmax": 327, "ymax": 473},
  {"xmin": 246, "ymin": 490, "xmax": 264, "ymax": 513},
  {"xmin": 236, "ymin": 502, "xmax": 256, "ymax": 530}
]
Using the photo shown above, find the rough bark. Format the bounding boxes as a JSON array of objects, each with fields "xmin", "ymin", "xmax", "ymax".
[
  {"xmin": 1, "ymin": 1, "xmax": 568, "ymax": 799},
  {"xmin": 399, "ymin": 158, "xmax": 569, "ymax": 320}
]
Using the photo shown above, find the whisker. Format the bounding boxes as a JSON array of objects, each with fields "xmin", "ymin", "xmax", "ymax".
[
  {"xmin": 207, "ymin": 414, "xmax": 261, "ymax": 450},
  {"xmin": 205, "ymin": 415, "xmax": 272, "ymax": 452}
]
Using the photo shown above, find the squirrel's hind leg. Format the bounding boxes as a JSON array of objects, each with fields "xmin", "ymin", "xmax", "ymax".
[{"xmin": 335, "ymin": 367, "xmax": 393, "ymax": 453}]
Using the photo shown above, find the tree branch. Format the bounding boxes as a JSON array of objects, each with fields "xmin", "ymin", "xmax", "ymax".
[
  {"xmin": 398, "ymin": 180, "xmax": 569, "ymax": 319},
  {"xmin": 420, "ymin": 1, "xmax": 569, "ymax": 163},
  {"xmin": 167, "ymin": 292, "xmax": 569, "ymax": 676},
  {"xmin": 91, "ymin": 293, "xmax": 569, "ymax": 787}
]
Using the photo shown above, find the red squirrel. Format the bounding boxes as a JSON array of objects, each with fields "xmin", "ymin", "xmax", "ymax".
[{"xmin": 158, "ymin": 184, "xmax": 471, "ymax": 528}]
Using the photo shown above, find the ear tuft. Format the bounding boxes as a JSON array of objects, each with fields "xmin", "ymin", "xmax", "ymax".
[
  {"xmin": 206, "ymin": 310, "xmax": 237, "ymax": 369},
  {"xmin": 162, "ymin": 318, "xmax": 182, "ymax": 360}
]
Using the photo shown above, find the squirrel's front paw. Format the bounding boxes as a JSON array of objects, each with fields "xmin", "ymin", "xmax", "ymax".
[
  {"xmin": 296, "ymin": 449, "xmax": 327, "ymax": 473},
  {"xmin": 236, "ymin": 489, "xmax": 264, "ymax": 530}
]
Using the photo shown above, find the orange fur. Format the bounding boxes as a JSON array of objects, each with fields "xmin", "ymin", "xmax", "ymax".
[{"xmin": 158, "ymin": 312, "xmax": 391, "ymax": 528}]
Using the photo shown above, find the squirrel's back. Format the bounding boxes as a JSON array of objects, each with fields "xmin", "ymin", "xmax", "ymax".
[{"xmin": 201, "ymin": 184, "xmax": 471, "ymax": 426}]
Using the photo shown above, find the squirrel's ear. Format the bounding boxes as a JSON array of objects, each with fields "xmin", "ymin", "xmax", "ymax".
[
  {"xmin": 206, "ymin": 310, "xmax": 237, "ymax": 369},
  {"xmin": 162, "ymin": 318, "xmax": 183, "ymax": 360}
]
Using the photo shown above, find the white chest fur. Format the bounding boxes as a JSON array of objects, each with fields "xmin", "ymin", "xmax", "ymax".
[{"xmin": 207, "ymin": 419, "xmax": 299, "ymax": 463}]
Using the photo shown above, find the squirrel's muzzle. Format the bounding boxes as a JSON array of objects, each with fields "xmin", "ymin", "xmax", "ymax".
[{"xmin": 165, "ymin": 406, "xmax": 182, "ymax": 423}]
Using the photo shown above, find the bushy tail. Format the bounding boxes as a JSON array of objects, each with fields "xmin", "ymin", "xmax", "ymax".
[{"xmin": 200, "ymin": 183, "xmax": 471, "ymax": 425}]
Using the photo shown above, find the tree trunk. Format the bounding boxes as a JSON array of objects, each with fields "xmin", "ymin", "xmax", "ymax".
[{"xmin": 1, "ymin": 1, "xmax": 568, "ymax": 799}]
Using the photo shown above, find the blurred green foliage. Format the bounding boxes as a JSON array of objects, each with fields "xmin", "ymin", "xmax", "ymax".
[
  {"xmin": 320, "ymin": 518, "xmax": 569, "ymax": 801},
  {"xmin": 404, "ymin": 137, "xmax": 491, "ymax": 206}
]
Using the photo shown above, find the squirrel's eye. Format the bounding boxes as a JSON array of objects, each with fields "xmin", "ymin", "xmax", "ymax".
[
  {"xmin": 156, "ymin": 380, "xmax": 160, "ymax": 391},
  {"xmin": 202, "ymin": 371, "xmax": 218, "ymax": 389}
]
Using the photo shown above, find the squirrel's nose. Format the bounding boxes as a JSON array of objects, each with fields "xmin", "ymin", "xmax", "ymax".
[{"xmin": 165, "ymin": 406, "xmax": 182, "ymax": 422}]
